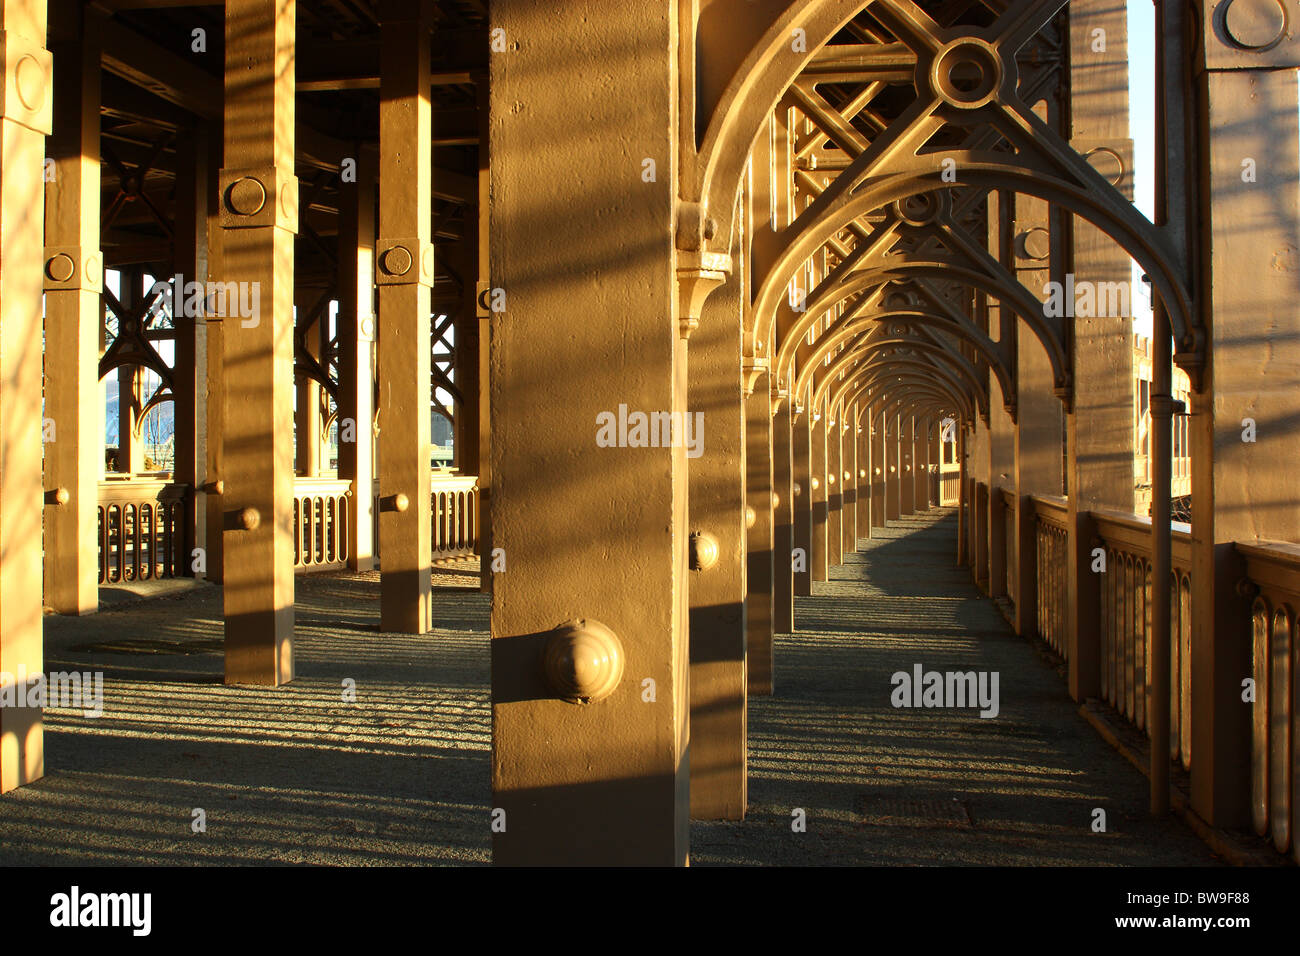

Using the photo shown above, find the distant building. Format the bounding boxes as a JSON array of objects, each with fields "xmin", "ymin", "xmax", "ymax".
[{"xmin": 1133, "ymin": 334, "xmax": 1192, "ymax": 520}]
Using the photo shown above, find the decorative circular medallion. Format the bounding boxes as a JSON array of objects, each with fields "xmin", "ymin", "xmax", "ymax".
[
  {"xmin": 15, "ymin": 54, "xmax": 45, "ymax": 112},
  {"xmin": 1224, "ymin": 0, "xmax": 1287, "ymax": 50},
  {"xmin": 226, "ymin": 177, "xmax": 266, "ymax": 216},
  {"xmin": 1083, "ymin": 146, "xmax": 1126, "ymax": 187},
  {"xmin": 930, "ymin": 38, "xmax": 1003, "ymax": 110},
  {"xmin": 45, "ymin": 253, "xmax": 75, "ymax": 283}
]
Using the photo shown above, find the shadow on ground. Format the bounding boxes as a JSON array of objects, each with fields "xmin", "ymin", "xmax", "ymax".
[{"xmin": 2, "ymin": 515, "xmax": 1222, "ymax": 866}]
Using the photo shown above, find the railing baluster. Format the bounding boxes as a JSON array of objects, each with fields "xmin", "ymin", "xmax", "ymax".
[
  {"xmin": 1270, "ymin": 605, "xmax": 1292, "ymax": 853},
  {"xmin": 1252, "ymin": 597, "xmax": 1272, "ymax": 836}
]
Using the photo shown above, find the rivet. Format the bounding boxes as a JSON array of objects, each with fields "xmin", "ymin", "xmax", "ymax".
[
  {"xmin": 690, "ymin": 531, "xmax": 720, "ymax": 571},
  {"xmin": 746, "ymin": 506, "xmax": 757, "ymax": 529}
]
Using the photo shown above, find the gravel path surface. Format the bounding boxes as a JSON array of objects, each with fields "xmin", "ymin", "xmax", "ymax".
[
  {"xmin": 1, "ymin": 563, "xmax": 491, "ymax": 865},
  {"xmin": 1, "ymin": 516, "xmax": 1222, "ymax": 865},
  {"xmin": 691, "ymin": 510, "xmax": 1222, "ymax": 866}
]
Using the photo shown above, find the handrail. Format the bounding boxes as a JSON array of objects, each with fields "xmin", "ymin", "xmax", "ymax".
[{"xmin": 1030, "ymin": 494, "xmax": 1068, "ymax": 528}]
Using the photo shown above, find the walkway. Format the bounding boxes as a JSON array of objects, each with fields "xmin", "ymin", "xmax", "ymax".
[
  {"xmin": 692, "ymin": 510, "xmax": 1220, "ymax": 865},
  {"xmin": 0, "ymin": 513, "xmax": 1220, "ymax": 865}
]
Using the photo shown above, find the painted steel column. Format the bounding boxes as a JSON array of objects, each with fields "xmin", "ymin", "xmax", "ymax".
[
  {"xmin": 987, "ymin": 393, "xmax": 1014, "ymax": 597},
  {"xmin": 1066, "ymin": 0, "xmax": 1135, "ymax": 701},
  {"xmin": 200, "ymin": 131, "xmax": 225, "ymax": 584},
  {"xmin": 885, "ymin": 411, "xmax": 900, "ymax": 521},
  {"xmin": 688, "ymin": 255, "xmax": 747, "ymax": 821},
  {"xmin": 826, "ymin": 404, "xmax": 842, "ymax": 568},
  {"xmin": 473, "ymin": 79, "xmax": 492, "ymax": 594},
  {"xmin": 746, "ymin": 380, "xmax": 774, "ymax": 693},
  {"xmin": 1013, "ymin": 184, "xmax": 1064, "ymax": 638},
  {"xmin": 453, "ymin": 80, "xmax": 491, "ymax": 592},
  {"xmin": 43, "ymin": 2, "xmax": 102, "ymax": 614},
  {"xmin": 810, "ymin": 399, "xmax": 829, "ymax": 582},
  {"xmin": 773, "ymin": 395, "xmax": 795, "ymax": 631},
  {"xmin": 843, "ymin": 408, "xmax": 858, "ymax": 552},
  {"xmin": 294, "ymin": 287, "xmax": 323, "ymax": 476},
  {"xmin": 956, "ymin": 424, "xmax": 968, "ymax": 564},
  {"xmin": 900, "ymin": 415, "xmax": 916, "ymax": 515},
  {"xmin": 0, "ymin": 0, "xmax": 51, "ymax": 792},
  {"xmin": 968, "ymin": 421, "xmax": 987, "ymax": 572},
  {"xmin": 855, "ymin": 406, "xmax": 871, "ymax": 540},
  {"xmin": 1150, "ymin": 307, "xmax": 1173, "ymax": 814},
  {"xmin": 870, "ymin": 407, "xmax": 884, "ymax": 529},
  {"xmin": 377, "ymin": 0, "xmax": 433, "ymax": 635},
  {"xmin": 173, "ymin": 126, "xmax": 208, "ymax": 577},
  {"xmin": 116, "ymin": 273, "xmax": 144, "ymax": 474},
  {"xmin": 793, "ymin": 402, "xmax": 812, "ymax": 596},
  {"xmin": 1187, "ymin": 15, "xmax": 1300, "ymax": 827},
  {"xmin": 926, "ymin": 419, "xmax": 937, "ymax": 508},
  {"xmin": 914, "ymin": 417, "xmax": 929, "ymax": 512},
  {"xmin": 337, "ymin": 161, "xmax": 376, "ymax": 571},
  {"xmin": 219, "ymin": 0, "xmax": 297, "ymax": 684},
  {"xmin": 489, "ymin": 0, "xmax": 689, "ymax": 865}
]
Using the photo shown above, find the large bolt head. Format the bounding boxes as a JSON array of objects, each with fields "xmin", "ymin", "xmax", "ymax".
[
  {"xmin": 689, "ymin": 531, "xmax": 720, "ymax": 571},
  {"xmin": 542, "ymin": 619, "xmax": 624, "ymax": 703}
]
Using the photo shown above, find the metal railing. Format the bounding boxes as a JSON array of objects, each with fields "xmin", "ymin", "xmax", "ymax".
[
  {"xmin": 431, "ymin": 473, "xmax": 479, "ymax": 561},
  {"xmin": 370, "ymin": 472, "xmax": 481, "ymax": 563},
  {"xmin": 1238, "ymin": 540, "xmax": 1300, "ymax": 857},
  {"xmin": 97, "ymin": 479, "xmax": 189, "ymax": 583},
  {"xmin": 1087, "ymin": 509, "xmax": 1193, "ymax": 770},
  {"xmin": 293, "ymin": 477, "xmax": 351, "ymax": 571},
  {"xmin": 939, "ymin": 470, "xmax": 960, "ymax": 506},
  {"xmin": 1031, "ymin": 496, "xmax": 1069, "ymax": 658}
]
